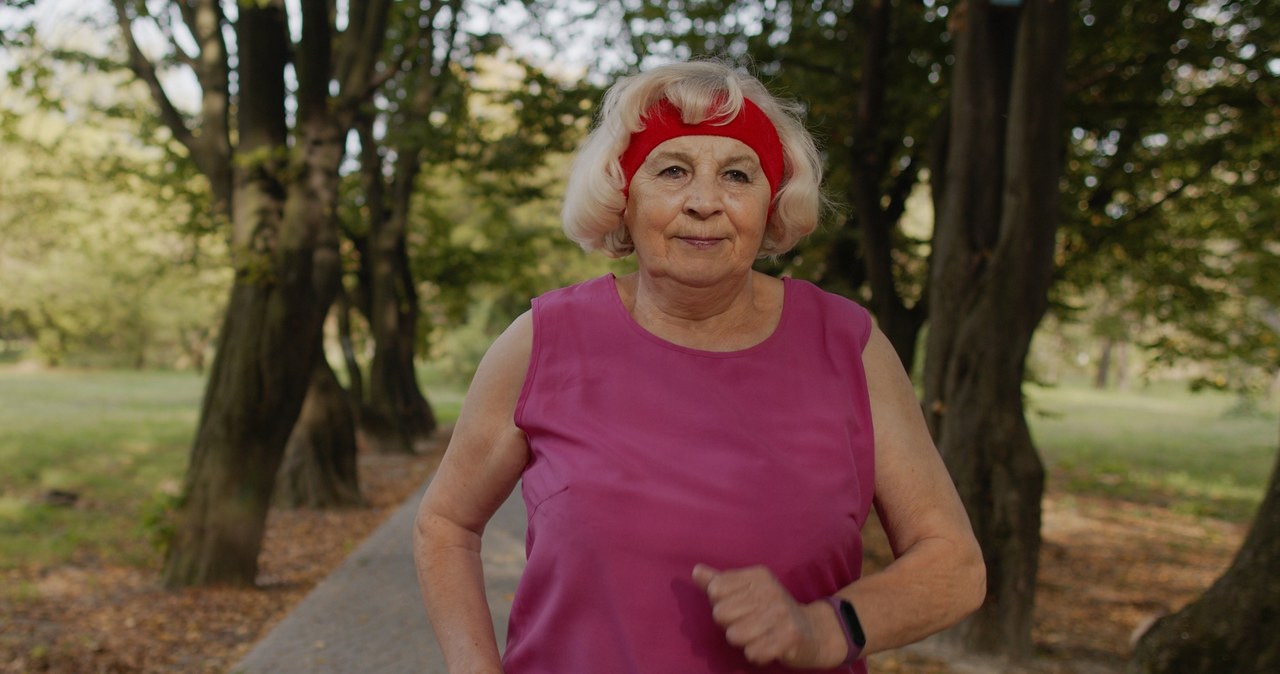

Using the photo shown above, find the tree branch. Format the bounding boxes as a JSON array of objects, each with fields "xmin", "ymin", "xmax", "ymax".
[
  {"xmin": 154, "ymin": 3, "xmax": 200, "ymax": 74},
  {"xmin": 109, "ymin": 0, "xmax": 197, "ymax": 153},
  {"xmin": 336, "ymin": 0, "xmax": 393, "ymax": 110},
  {"xmin": 297, "ymin": 0, "xmax": 334, "ymax": 122}
]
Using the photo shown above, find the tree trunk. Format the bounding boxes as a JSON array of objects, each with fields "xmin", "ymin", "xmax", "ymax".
[
  {"xmin": 1114, "ymin": 342, "xmax": 1131, "ymax": 391},
  {"xmin": 1095, "ymin": 337, "xmax": 1114, "ymax": 389},
  {"xmin": 364, "ymin": 197, "xmax": 437, "ymax": 453},
  {"xmin": 1129, "ymin": 433, "xmax": 1280, "ymax": 673},
  {"xmin": 162, "ymin": 0, "xmax": 348, "ymax": 587},
  {"xmin": 366, "ymin": 139, "xmax": 438, "ymax": 452},
  {"xmin": 356, "ymin": 90, "xmax": 440, "ymax": 454},
  {"xmin": 922, "ymin": 0, "xmax": 1070, "ymax": 659},
  {"xmin": 162, "ymin": 262, "xmax": 328, "ymax": 586},
  {"xmin": 276, "ymin": 354, "xmax": 363, "ymax": 508}
]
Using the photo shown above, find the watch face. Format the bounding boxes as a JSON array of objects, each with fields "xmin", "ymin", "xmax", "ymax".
[{"xmin": 839, "ymin": 600, "xmax": 867, "ymax": 647}]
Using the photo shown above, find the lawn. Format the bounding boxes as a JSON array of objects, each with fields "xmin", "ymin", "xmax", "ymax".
[
  {"xmin": 0, "ymin": 368, "xmax": 202, "ymax": 571},
  {"xmin": 0, "ymin": 367, "xmax": 464, "ymax": 577},
  {"xmin": 1027, "ymin": 380, "xmax": 1278, "ymax": 522}
]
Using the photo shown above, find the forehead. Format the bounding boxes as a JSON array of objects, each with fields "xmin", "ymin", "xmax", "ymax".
[{"xmin": 644, "ymin": 135, "xmax": 760, "ymax": 164}]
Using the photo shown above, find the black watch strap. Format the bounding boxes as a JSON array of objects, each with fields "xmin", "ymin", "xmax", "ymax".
[{"xmin": 824, "ymin": 596, "xmax": 866, "ymax": 666}]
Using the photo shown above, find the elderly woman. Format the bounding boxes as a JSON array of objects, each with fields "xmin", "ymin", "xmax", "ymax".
[{"xmin": 414, "ymin": 60, "xmax": 984, "ymax": 673}]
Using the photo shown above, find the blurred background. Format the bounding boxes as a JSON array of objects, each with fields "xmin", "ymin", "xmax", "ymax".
[{"xmin": 0, "ymin": 1, "xmax": 1277, "ymax": 672}]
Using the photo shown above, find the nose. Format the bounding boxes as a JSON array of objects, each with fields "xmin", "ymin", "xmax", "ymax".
[{"xmin": 682, "ymin": 173, "xmax": 724, "ymax": 220}]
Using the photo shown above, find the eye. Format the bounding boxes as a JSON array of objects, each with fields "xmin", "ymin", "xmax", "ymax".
[
  {"xmin": 659, "ymin": 165, "xmax": 687, "ymax": 178},
  {"xmin": 724, "ymin": 169, "xmax": 751, "ymax": 183}
]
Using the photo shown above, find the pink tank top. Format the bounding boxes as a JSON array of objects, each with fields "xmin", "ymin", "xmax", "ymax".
[{"xmin": 509, "ymin": 274, "xmax": 875, "ymax": 673}]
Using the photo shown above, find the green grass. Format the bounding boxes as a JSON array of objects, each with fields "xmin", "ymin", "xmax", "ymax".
[
  {"xmin": 0, "ymin": 368, "xmax": 203, "ymax": 571},
  {"xmin": 1027, "ymin": 381, "xmax": 1279, "ymax": 522},
  {"xmin": 0, "ymin": 366, "xmax": 465, "ymax": 576}
]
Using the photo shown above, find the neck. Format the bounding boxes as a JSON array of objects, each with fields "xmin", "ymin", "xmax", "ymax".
[
  {"xmin": 618, "ymin": 270, "xmax": 782, "ymax": 352},
  {"xmin": 633, "ymin": 270, "xmax": 756, "ymax": 323}
]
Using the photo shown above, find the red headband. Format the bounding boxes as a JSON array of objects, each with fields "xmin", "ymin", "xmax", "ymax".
[{"xmin": 619, "ymin": 97, "xmax": 786, "ymax": 199}]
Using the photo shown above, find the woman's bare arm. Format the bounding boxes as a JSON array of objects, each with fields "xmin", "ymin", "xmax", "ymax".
[
  {"xmin": 413, "ymin": 312, "xmax": 534, "ymax": 674},
  {"xmin": 837, "ymin": 325, "xmax": 986, "ymax": 654}
]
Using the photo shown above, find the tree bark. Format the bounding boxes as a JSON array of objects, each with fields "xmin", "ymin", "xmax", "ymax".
[
  {"xmin": 162, "ymin": 2, "xmax": 303, "ymax": 587},
  {"xmin": 353, "ymin": 115, "xmax": 431, "ymax": 455},
  {"xmin": 262, "ymin": 0, "xmax": 373, "ymax": 499},
  {"xmin": 922, "ymin": 0, "xmax": 1070, "ymax": 659},
  {"xmin": 276, "ymin": 355, "xmax": 363, "ymax": 508},
  {"xmin": 1129, "ymin": 432, "xmax": 1280, "ymax": 673},
  {"xmin": 161, "ymin": 0, "xmax": 353, "ymax": 587}
]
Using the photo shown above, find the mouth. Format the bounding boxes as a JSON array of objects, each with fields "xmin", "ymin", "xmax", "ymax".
[{"xmin": 675, "ymin": 236, "xmax": 726, "ymax": 250}]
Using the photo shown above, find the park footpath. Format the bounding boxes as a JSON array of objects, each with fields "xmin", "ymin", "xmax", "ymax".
[{"xmin": 231, "ymin": 479, "xmax": 528, "ymax": 674}]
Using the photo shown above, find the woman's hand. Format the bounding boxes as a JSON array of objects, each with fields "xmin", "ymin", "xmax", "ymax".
[{"xmin": 692, "ymin": 564, "xmax": 847, "ymax": 669}]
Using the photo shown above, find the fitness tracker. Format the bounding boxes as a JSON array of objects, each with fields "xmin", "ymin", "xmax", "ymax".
[{"xmin": 824, "ymin": 596, "xmax": 867, "ymax": 666}]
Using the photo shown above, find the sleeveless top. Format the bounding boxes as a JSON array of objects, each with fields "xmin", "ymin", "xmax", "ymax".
[{"xmin": 508, "ymin": 274, "xmax": 876, "ymax": 674}]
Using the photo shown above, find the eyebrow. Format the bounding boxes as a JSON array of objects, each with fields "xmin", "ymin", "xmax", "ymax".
[{"xmin": 646, "ymin": 150, "xmax": 760, "ymax": 168}]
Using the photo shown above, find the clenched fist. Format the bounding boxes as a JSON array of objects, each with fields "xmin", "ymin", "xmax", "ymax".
[{"xmin": 692, "ymin": 564, "xmax": 847, "ymax": 669}]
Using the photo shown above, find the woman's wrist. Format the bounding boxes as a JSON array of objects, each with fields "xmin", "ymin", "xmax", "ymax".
[{"xmin": 801, "ymin": 599, "xmax": 853, "ymax": 668}]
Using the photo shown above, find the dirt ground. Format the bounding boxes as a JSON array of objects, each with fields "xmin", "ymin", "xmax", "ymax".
[{"xmin": 0, "ymin": 437, "xmax": 1243, "ymax": 674}]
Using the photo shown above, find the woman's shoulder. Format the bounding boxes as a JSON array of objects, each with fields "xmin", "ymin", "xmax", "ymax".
[
  {"xmin": 784, "ymin": 278, "xmax": 874, "ymax": 348},
  {"xmin": 784, "ymin": 277, "xmax": 871, "ymax": 319},
  {"xmin": 536, "ymin": 273, "xmax": 615, "ymax": 300},
  {"xmin": 531, "ymin": 274, "xmax": 616, "ymax": 313},
  {"xmin": 526, "ymin": 274, "xmax": 623, "ymax": 353}
]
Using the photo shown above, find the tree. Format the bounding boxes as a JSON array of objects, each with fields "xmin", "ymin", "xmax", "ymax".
[
  {"xmin": 921, "ymin": 0, "xmax": 1070, "ymax": 659},
  {"xmin": 92, "ymin": 0, "xmax": 398, "ymax": 586},
  {"xmin": 346, "ymin": 1, "xmax": 465, "ymax": 455},
  {"xmin": 1128, "ymin": 430, "xmax": 1280, "ymax": 673},
  {"xmin": 838, "ymin": 0, "xmax": 934, "ymax": 372}
]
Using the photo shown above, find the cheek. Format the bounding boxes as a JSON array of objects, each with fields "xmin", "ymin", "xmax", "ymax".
[
  {"xmin": 729, "ymin": 183, "xmax": 771, "ymax": 209},
  {"xmin": 729, "ymin": 195, "xmax": 772, "ymax": 230}
]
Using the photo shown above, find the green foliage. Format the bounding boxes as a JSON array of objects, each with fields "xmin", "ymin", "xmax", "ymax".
[
  {"xmin": 1056, "ymin": 0, "xmax": 1280, "ymax": 393},
  {"xmin": 408, "ymin": 148, "xmax": 629, "ymax": 379},
  {"xmin": 0, "ymin": 70, "xmax": 230, "ymax": 368},
  {"xmin": 341, "ymin": 17, "xmax": 612, "ymax": 375}
]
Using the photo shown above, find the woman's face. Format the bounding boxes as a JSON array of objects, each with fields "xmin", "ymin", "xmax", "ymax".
[{"xmin": 624, "ymin": 135, "xmax": 772, "ymax": 289}]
